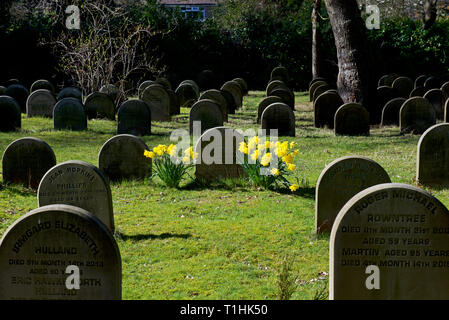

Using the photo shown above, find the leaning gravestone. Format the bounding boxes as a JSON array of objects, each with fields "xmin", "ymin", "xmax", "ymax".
[
  {"xmin": 141, "ymin": 84, "xmax": 170, "ymax": 122},
  {"xmin": 195, "ymin": 127, "xmax": 246, "ymax": 181},
  {"xmin": 117, "ymin": 100, "xmax": 151, "ymax": 136},
  {"xmin": 99, "ymin": 135, "xmax": 151, "ymax": 182},
  {"xmin": 57, "ymin": 87, "xmax": 83, "ymax": 101},
  {"xmin": 257, "ymin": 96, "xmax": 283, "ymax": 124},
  {"xmin": 330, "ymin": 183, "xmax": 449, "ymax": 300},
  {"xmin": 424, "ymin": 89, "xmax": 445, "ymax": 120},
  {"xmin": 53, "ymin": 98, "xmax": 87, "ymax": 131},
  {"xmin": 381, "ymin": 98, "xmax": 406, "ymax": 127},
  {"xmin": 315, "ymin": 156, "xmax": 390, "ymax": 233},
  {"xmin": 314, "ymin": 91, "xmax": 343, "ymax": 129},
  {"xmin": 38, "ymin": 160, "xmax": 114, "ymax": 232},
  {"xmin": 84, "ymin": 92, "xmax": 115, "ymax": 120},
  {"xmin": 392, "ymin": 77, "xmax": 414, "ymax": 99},
  {"xmin": 30, "ymin": 79, "xmax": 55, "ymax": 94},
  {"xmin": 200, "ymin": 89, "xmax": 228, "ymax": 122},
  {"xmin": 0, "ymin": 95, "xmax": 21, "ymax": 132},
  {"xmin": 26, "ymin": 89, "xmax": 56, "ymax": 118},
  {"xmin": 2, "ymin": 137, "xmax": 56, "ymax": 189},
  {"xmin": 0, "ymin": 204, "xmax": 122, "ymax": 300},
  {"xmin": 221, "ymin": 81, "xmax": 243, "ymax": 109},
  {"xmin": 334, "ymin": 103, "xmax": 370, "ymax": 136},
  {"xmin": 176, "ymin": 82, "xmax": 199, "ymax": 108},
  {"xmin": 189, "ymin": 99, "xmax": 223, "ymax": 135},
  {"xmin": 5, "ymin": 84, "xmax": 29, "ymax": 113},
  {"xmin": 261, "ymin": 102, "xmax": 295, "ymax": 137},
  {"xmin": 400, "ymin": 97, "xmax": 436, "ymax": 134},
  {"xmin": 416, "ymin": 123, "xmax": 449, "ymax": 185}
]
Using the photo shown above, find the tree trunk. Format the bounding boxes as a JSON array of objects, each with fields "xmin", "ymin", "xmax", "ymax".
[
  {"xmin": 312, "ymin": 0, "xmax": 322, "ymax": 80},
  {"xmin": 423, "ymin": 0, "xmax": 438, "ymax": 30}
]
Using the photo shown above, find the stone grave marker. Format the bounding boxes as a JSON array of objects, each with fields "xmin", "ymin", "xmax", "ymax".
[
  {"xmin": 381, "ymin": 98, "xmax": 406, "ymax": 127},
  {"xmin": 271, "ymin": 87, "xmax": 295, "ymax": 109},
  {"xmin": 26, "ymin": 89, "xmax": 56, "ymax": 118},
  {"xmin": 221, "ymin": 90, "xmax": 236, "ymax": 115},
  {"xmin": 409, "ymin": 87, "xmax": 426, "ymax": 98},
  {"xmin": 309, "ymin": 78, "xmax": 327, "ymax": 88},
  {"xmin": 0, "ymin": 86, "xmax": 6, "ymax": 95},
  {"xmin": 167, "ymin": 89, "xmax": 180, "ymax": 116},
  {"xmin": 141, "ymin": 84, "xmax": 170, "ymax": 122},
  {"xmin": 30, "ymin": 79, "xmax": 55, "ymax": 94},
  {"xmin": 5, "ymin": 79, "xmax": 20, "ymax": 87},
  {"xmin": 155, "ymin": 78, "xmax": 172, "ymax": 90},
  {"xmin": 266, "ymin": 80, "xmax": 286, "ymax": 97},
  {"xmin": 378, "ymin": 74, "xmax": 400, "ymax": 87},
  {"xmin": 400, "ymin": 97, "xmax": 436, "ymax": 134},
  {"xmin": 424, "ymin": 76, "xmax": 441, "ymax": 90},
  {"xmin": 330, "ymin": 183, "xmax": 449, "ymax": 300},
  {"xmin": 445, "ymin": 99, "xmax": 449, "ymax": 123},
  {"xmin": 334, "ymin": 103, "xmax": 370, "ymax": 136},
  {"xmin": 312, "ymin": 84, "xmax": 332, "ymax": 102},
  {"xmin": 5, "ymin": 84, "xmax": 29, "ymax": 113},
  {"xmin": 392, "ymin": 77, "xmax": 414, "ymax": 98},
  {"xmin": 189, "ymin": 99, "xmax": 223, "ymax": 135},
  {"xmin": 116, "ymin": 99, "xmax": 151, "ymax": 136},
  {"xmin": 415, "ymin": 75, "xmax": 427, "ymax": 89},
  {"xmin": 38, "ymin": 160, "xmax": 114, "ymax": 232},
  {"xmin": 100, "ymin": 84, "xmax": 120, "ymax": 106},
  {"xmin": 84, "ymin": 92, "xmax": 115, "ymax": 120},
  {"xmin": 53, "ymin": 98, "xmax": 87, "ymax": 131},
  {"xmin": 138, "ymin": 80, "xmax": 156, "ymax": 99},
  {"xmin": 221, "ymin": 81, "xmax": 243, "ymax": 109},
  {"xmin": 176, "ymin": 82, "xmax": 199, "ymax": 108},
  {"xmin": 257, "ymin": 96, "xmax": 283, "ymax": 124},
  {"xmin": 0, "ymin": 204, "xmax": 122, "ymax": 300},
  {"xmin": 270, "ymin": 66, "xmax": 289, "ymax": 83},
  {"xmin": 233, "ymin": 78, "xmax": 248, "ymax": 96},
  {"xmin": 179, "ymin": 80, "xmax": 200, "ymax": 96},
  {"xmin": 0, "ymin": 95, "xmax": 21, "ymax": 132},
  {"xmin": 315, "ymin": 156, "xmax": 390, "ymax": 233},
  {"xmin": 424, "ymin": 89, "xmax": 445, "ymax": 120},
  {"xmin": 200, "ymin": 89, "xmax": 228, "ymax": 122},
  {"xmin": 314, "ymin": 91, "xmax": 343, "ymax": 129},
  {"xmin": 261, "ymin": 102, "xmax": 295, "ymax": 137},
  {"xmin": 57, "ymin": 87, "xmax": 82, "ymax": 102},
  {"xmin": 2, "ymin": 137, "xmax": 56, "ymax": 189},
  {"xmin": 441, "ymin": 82, "xmax": 449, "ymax": 100},
  {"xmin": 309, "ymin": 81, "xmax": 327, "ymax": 102}
]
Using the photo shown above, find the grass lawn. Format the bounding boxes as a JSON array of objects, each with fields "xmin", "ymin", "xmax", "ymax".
[{"xmin": 1, "ymin": 90, "xmax": 447, "ymax": 300}]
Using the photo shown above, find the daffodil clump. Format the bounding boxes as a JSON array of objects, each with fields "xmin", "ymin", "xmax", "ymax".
[
  {"xmin": 238, "ymin": 136, "xmax": 299, "ymax": 191},
  {"xmin": 144, "ymin": 144, "xmax": 198, "ymax": 188}
]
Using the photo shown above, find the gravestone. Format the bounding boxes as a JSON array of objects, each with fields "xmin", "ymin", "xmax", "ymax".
[
  {"xmin": 53, "ymin": 98, "xmax": 87, "ymax": 131},
  {"xmin": 312, "ymin": 84, "xmax": 332, "ymax": 102},
  {"xmin": 117, "ymin": 99, "xmax": 151, "ymax": 136},
  {"xmin": 189, "ymin": 99, "xmax": 223, "ymax": 135},
  {"xmin": 141, "ymin": 84, "xmax": 170, "ymax": 122},
  {"xmin": 261, "ymin": 102, "xmax": 295, "ymax": 137},
  {"xmin": 424, "ymin": 89, "xmax": 445, "ymax": 120},
  {"xmin": 417, "ymin": 123, "xmax": 449, "ymax": 185},
  {"xmin": 26, "ymin": 89, "xmax": 56, "ymax": 118},
  {"xmin": 392, "ymin": 77, "xmax": 414, "ymax": 98},
  {"xmin": 57, "ymin": 87, "xmax": 82, "ymax": 102},
  {"xmin": 424, "ymin": 76, "xmax": 441, "ymax": 90},
  {"xmin": 257, "ymin": 96, "xmax": 283, "ymax": 124},
  {"xmin": 309, "ymin": 81, "xmax": 328, "ymax": 102},
  {"xmin": 314, "ymin": 91, "xmax": 343, "ymax": 129},
  {"xmin": 309, "ymin": 78, "xmax": 327, "ymax": 88},
  {"xmin": 0, "ymin": 204, "xmax": 121, "ymax": 300},
  {"xmin": 167, "ymin": 89, "xmax": 180, "ymax": 115},
  {"xmin": 409, "ymin": 87, "xmax": 426, "ymax": 98},
  {"xmin": 84, "ymin": 92, "xmax": 115, "ymax": 120},
  {"xmin": 445, "ymin": 99, "xmax": 449, "ymax": 123},
  {"xmin": 5, "ymin": 84, "xmax": 29, "ymax": 113},
  {"xmin": 99, "ymin": 135, "xmax": 151, "ymax": 182},
  {"xmin": 271, "ymin": 87, "xmax": 295, "ymax": 109},
  {"xmin": 0, "ymin": 86, "xmax": 6, "ymax": 95},
  {"xmin": 100, "ymin": 84, "xmax": 120, "ymax": 106},
  {"xmin": 138, "ymin": 80, "xmax": 156, "ymax": 99},
  {"xmin": 221, "ymin": 90, "xmax": 236, "ymax": 115},
  {"xmin": 441, "ymin": 82, "xmax": 449, "ymax": 100},
  {"xmin": 415, "ymin": 75, "xmax": 427, "ymax": 89},
  {"xmin": 2, "ymin": 137, "xmax": 56, "ymax": 189},
  {"xmin": 334, "ymin": 103, "xmax": 370, "ymax": 136},
  {"xmin": 377, "ymin": 86, "xmax": 399, "ymax": 107},
  {"xmin": 200, "ymin": 89, "xmax": 228, "ymax": 122},
  {"xmin": 270, "ymin": 66, "xmax": 289, "ymax": 83},
  {"xmin": 179, "ymin": 80, "xmax": 200, "ymax": 96},
  {"xmin": 330, "ymin": 183, "xmax": 449, "ymax": 300},
  {"xmin": 6, "ymin": 79, "xmax": 20, "ymax": 87},
  {"xmin": 316, "ymin": 156, "xmax": 391, "ymax": 233},
  {"xmin": 155, "ymin": 78, "xmax": 172, "ymax": 90},
  {"xmin": 378, "ymin": 74, "xmax": 400, "ymax": 87},
  {"xmin": 0, "ymin": 95, "xmax": 21, "ymax": 132},
  {"xmin": 221, "ymin": 81, "xmax": 243, "ymax": 109},
  {"xmin": 266, "ymin": 80, "xmax": 286, "ymax": 97},
  {"xmin": 233, "ymin": 78, "xmax": 248, "ymax": 96},
  {"xmin": 175, "ymin": 83, "xmax": 199, "ymax": 109},
  {"xmin": 30, "ymin": 79, "xmax": 55, "ymax": 94},
  {"xmin": 381, "ymin": 98, "xmax": 406, "ymax": 127},
  {"xmin": 38, "ymin": 160, "xmax": 114, "ymax": 232},
  {"xmin": 195, "ymin": 127, "xmax": 246, "ymax": 181},
  {"xmin": 400, "ymin": 97, "xmax": 436, "ymax": 134}
]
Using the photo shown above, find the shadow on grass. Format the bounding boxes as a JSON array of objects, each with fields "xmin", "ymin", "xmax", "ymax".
[
  {"xmin": 118, "ymin": 233, "xmax": 192, "ymax": 241},
  {"xmin": 3, "ymin": 184, "xmax": 36, "ymax": 197},
  {"xmin": 181, "ymin": 178, "xmax": 251, "ymax": 192}
]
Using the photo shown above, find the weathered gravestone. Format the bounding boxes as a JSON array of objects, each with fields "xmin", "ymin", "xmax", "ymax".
[
  {"xmin": 424, "ymin": 76, "xmax": 441, "ymax": 90},
  {"xmin": 30, "ymin": 79, "xmax": 55, "ymax": 94},
  {"xmin": 314, "ymin": 91, "xmax": 343, "ymax": 129},
  {"xmin": 261, "ymin": 102, "xmax": 295, "ymax": 137},
  {"xmin": 141, "ymin": 84, "xmax": 170, "ymax": 122},
  {"xmin": 180, "ymin": 80, "xmax": 200, "ymax": 96},
  {"xmin": 117, "ymin": 100, "xmax": 151, "ymax": 136},
  {"xmin": 441, "ymin": 82, "xmax": 449, "ymax": 100},
  {"xmin": 270, "ymin": 66, "xmax": 289, "ymax": 83},
  {"xmin": 99, "ymin": 84, "xmax": 120, "ymax": 106},
  {"xmin": 84, "ymin": 92, "xmax": 115, "ymax": 120},
  {"xmin": 26, "ymin": 89, "xmax": 56, "ymax": 118},
  {"xmin": 315, "ymin": 156, "xmax": 391, "ymax": 233},
  {"xmin": 5, "ymin": 84, "xmax": 29, "ymax": 113},
  {"xmin": 0, "ymin": 95, "xmax": 21, "ymax": 132},
  {"xmin": 270, "ymin": 87, "xmax": 295, "ymax": 110},
  {"xmin": 176, "ymin": 82, "xmax": 199, "ymax": 108},
  {"xmin": 257, "ymin": 96, "xmax": 283, "ymax": 124},
  {"xmin": 334, "ymin": 103, "xmax": 370, "ymax": 136},
  {"xmin": 378, "ymin": 74, "xmax": 400, "ymax": 87},
  {"xmin": 138, "ymin": 80, "xmax": 156, "ymax": 99},
  {"xmin": 392, "ymin": 77, "xmax": 414, "ymax": 99},
  {"xmin": 195, "ymin": 127, "xmax": 246, "ymax": 181},
  {"xmin": 424, "ymin": 89, "xmax": 445, "ymax": 120},
  {"xmin": 189, "ymin": 99, "xmax": 223, "ymax": 135},
  {"xmin": 38, "ymin": 160, "xmax": 114, "ymax": 232},
  {"xmin": 415, "ymin": 75, "xmax": 427, "ymax": 89},
  {"xmin": 155, "ymin": 77, "xmax": 172, "ymax": 90},
  {"xmin": 57, "ymin": 87, "xmax": 82, "ymax": 102},
  {"xmin": 221, "ymin": 90, "xmax": 237, "ymax": 115},
  {"xmin": 5, "ymin": 79, "xmax": 20, "ymax": 87},
  {"xmin": 400, "ymin": 97, "xmax": 436, "ymax": 134},
  {"xmin": 99, "ymin": 135, "xmax": 151, "ymax": 182},
  {"xmin": 312, "ymin": 84, "xmax": 332, "ymax": 102},
  {"xmin": 0, "ymin": 204, "xmax": 122, "ymax": 300},
  {"xmin": 266, "ymin": 80, "xmax": 286, "ymax": 97},
  {"xmin": 53, "ymin": 98, "xmax": 87, "ymax": 131},
  {"xmin": 221, "ymin": 81, "xmax": 243, "ymax": 109},
  {"xmin": 200, "ymin": 89, "xmax": 228, "ymax": 122},
  {"xmin": 233, "ymin": 78, "xmax": 248, "ymax": 96},
  {"xmin": 309, "ymin": 78, "xmax": 327, "ymax": 88},
  {"xmin": 309, "ymin": 81, "xmax": 328, "ymax": 102},
  {"xmin": 2, "ymin": 137, "xmax": 56, "ymax": 189},
  {"xmin": 417, "ymin": 123, "xmax": 449, "ymax": 185},
  {"xmin": 409, "ymin": 87, "xmax": 426, "ymax": 98},
  {"xmin": 330, "ymin": 183, "xmax": 449, "ymax": 300},
  {"xmin": 167, "ymin": 89, "xmax": 180, "ymax": 116},
  {"xmin": 381, "ymin": 98, "xmax": 406, "ymax": 127}
]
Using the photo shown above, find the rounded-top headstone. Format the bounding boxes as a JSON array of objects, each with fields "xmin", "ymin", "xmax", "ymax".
[
  {"xmin": 30, "ymin": 79, "xmax": 55, "ymax": 94},
  {"xmin": 312, "ymin": 84, "xmax": 332, "ymax": 102},
  {"xmin": 334, "ymin": 103, "xmax": 370, "ymax": 136},
  {"xmin": 167, "ymin": 89, "xmax": 181, "ymax": 116},
  {"xmin": 141, "ymin": 84, "xmax": 170, "ymax": 122},
  {"xmin": 309, "ymin": 81, "xmax": 328, "ymax": 102},
  {"xmin": 100, "ymin": 84, "xmax": 120, "ymax": 105},
  {"xmin": 175, "ymin": 83, "xmax": 199, "ymax": 109},
  {"xmin": 57, "ymin": 87, "xmax": 83, "ymax": 102},
  {"xmin": 99, "ymin": 134, "xmax": 151, "ymax": 182},
  {"xmin": 392, "ymin": 77, "xmax": 414, "ymax": 98},
  {"xmin": 84, "ymin": 92, "xmax": 115, "ymax": 120},
  {"xmin": 270, "ymin": 66, "xmax": 289, "ymax": 83},
  {"xmin": 270, "ymin": 87, "xmax": 295, "ymax": 109},
  {"xmin": 399, "ymin": 97, "xmax": 436, "ymax": 134},
  {"xmin": 53, "ymin": 98, "xmax": 87, "ymax": 131},
  {"xmin": 424, "ymin": 76, "xmax": 441, "ymax": 90},
  {"xmin": 0, "ymin": 204, "xmax": 121, "ymax": 300},
  {"xmin": 179, "ymin": 80, "xmax": 200, "ymax": 96},
  {"xmin": 138, "ymin": 80, "xmax": 156, "ymax": 99},
  {"xmin": 200, "ymin": 89, "xmax": 228, "ymax": 122},
  {"xmin": 38, "ymin": 160, "xmax": 114, "ymax": 232},
  {"xmin": 221, "ymin": 81, "xmax": 243, "ymax": 109},
  {"xmin": 377, "ymin": 86, "xmax": 399, "ymax": 108},
  {"xmin": 117, "ymin": 99, "xmax": 151, "ymax": 136},
  {"xmin": 378, "ymin": 73, "xmax": 400, "ymax": 87},
  {"xmin": 257, "ymin": 96, "xmax": 283, "ymax": 124},
  {"xmin": 233, "ymin": 78, "xmax": 248, "ymax": 96},
  {"xmin": 424, "ymin": 88, "xmax": 445, "ymax": 120},
  {"xmin": 5, "ymin": 79, "xmax": 20, "ymax": 87},
  {"xmin": 266, "ymin": 80, "xmax": 287, "ymax": 97},
  {"xmin": 309, "ymin": 78, "xmax": 327, "ymax": 89},
  {"xmin": 155, "ymin": 77, "xmax": 172, "ymax": 90},
  {"xmin": 261, "ymin": 102, "xmax": 295, "ymax": 137},
  {"xmin": 381, "ymin": 97, "xmax": 406, "ymax": 127},
  {"xmin": 5, "ymin": 84, "xmax": 29, "ymax": 113},
  {"xmin": 441, "ymin": 81, "xmax": 449, "ymax": 100},
  {"xmin": 315, "ymin": 156, "xmax": 391, "ymax": 233},
  {"xmin": 221, "ymin": 90, "xmax": 237, "ymax": 115},
  {"xmin": 409, "ymin": 86, "xmax": 426, "ymax": 98},
  {"xmin": 26, "ymin": 89, "xmax": 56, "ymax": 118},
  {"xmin": 0, "ymin": 95, "xmax": 21, "ymax": 132},
  {"xmin": 415, "ymin": 75, "xmax": 427, "ymax": 89},
  {"xmin": 314, "ymin": 91, "xmax": 343, "ymax": 129},
  {"xmin": 2, "ymin": 137, "xmax": 56, "ymax": 189},
  {"xmin": 189, "ymin": 99, "xmax": 224, "ymax": 135},
  {"xmin": 0, "ymin": 86, "xmax": 6, "ymax": 95},
  {"xmin": 330, "ymin": 183, "xmax": 449, "ymax": 300}
]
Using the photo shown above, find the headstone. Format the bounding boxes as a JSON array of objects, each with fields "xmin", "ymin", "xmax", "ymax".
[
  {"xmin": 315, "ymin": 156, "xmax": 391, "ymax": 233},
  {"xmin": 53, "ymin": 98, "xmax": 87, "ymax": 131},
  {"xmin": 424, "ymin": 89, "xmax": 445, "ymax": 120},
  {"xmin": 221, "ymin": 81, "xmax": 243, "ymax": 109},
  {"xmin": 57, "ymin": 87, "xmax": 82, "ymax": 101},
  {"xmin": 6, "ymin": 79, "xmax": 20, "ymax": 87},
  {"xmin": 175, "ymin": 83, "xmax": 199, "ymax": 108},
  {"xmin": 314, "ymin": 91, "xmax": 343, "ymax": 129},
  {"xmin": 381, "ymin": 98, "xmax": 406, "ymax": 127},
  {"xmin": 233, "ymin": 78, "xmax": 248, "ymax": 96},
  {"xmin": 167, "ymin": 89, "xmax": 180, "ymax": 115},
  {"xmin": 261, "ymin": 102, "xmax": 295, "ymax": 137},
  {"xmin": 2, "ymin": 137, "xmax": 56, "ymax": 189},
  {"xmin": 257, "ymin": 96, "xmax": 283, "ymax": 124},
  {"xmin": 424, "ymin": 76, "xmax": 441, "ymax": 90},
  {"xmin": 189, "ymin": 99, "xmax": 223, "ymax": 135},
  {"xmin": 117, "ymin": 99, "xmax": 151, "ymax": 136},
  {"xmin": 141, "ymin": 84, "xmax": 170, "ymax": 122},
  {"xmin": 330, "ymin": 183, "xmax": 449, "ymax": 300},
  {"xmin": 155, "ymin": 78, "xmax": 172, "ymax": 90},
  {"xmin": 195, "ymin": 127, "xmax": 246, "ymax": 181},
  {"xmin": 400, "ymin": 97, "xmax": 436, "ymax": 134},
  {"xmin": 0, "ymin": 204, "xmax": 122, "ymax": 300},
  {"xmin": 5, "ymin": 84, "xmax": 29, "ymax": 113},
  {"xmin": 409, "ymin": 87, "xmax": 426, "ymax": 98},
  {"xmin": 271, "ymin": 87, "xmax": 295, "ymax": 109},
  {"xmin": 200, "ymin": 89, "xmax": 228, "ymax": 122},
  {"xmin": 0, "ymin": 95, "xmax": 21, "ymax": 132},
  {"xmin": 99, "ymin": 135, "xmax": 151, "ymax": 182},
  {"xmin": 441, "ymin": 82, "xmax": 449, "ymax": 100},
  {"xmin": 414, "ymin": 75, "xmax": 427, "ymax": 89},
  {"xmin": 270, "ymin": 66, "xmax": 289, "ymax": 83},
  {"xmin": 84, "ymin": 92, "xmax": 115, "ymax": 120},
  {"xmin": 138, "ymin": 80, "xmax": 156, "ymax": 99},
  {"xmin": 378, "ymin": 74, "xmax": 400, "ymax": 87},
  {"xmin": 417, "ymin": 123, "xmax": 449, "ymax": 185},
  {"xmin": 30, "ymin": 79, "xmax": 55, "ymax": 94},
  {"xmin": 309, "ymin": 78, "xmax": 327, "ymax": 88},
  {"xmin": 266, "ymin": 80, "xmax": 287, "ymax": 97},
  {"xmin": 221, "ymin": 90, "xmax": 236, "ymax": 115},
  {"xmin": 179, "ymin": 80, "xmax": 200, "ymax": 96},
  {"xmin": 392, "ymin": 77, "xmax": 414, "ymax": 98},
  {"xmin": 26, "ymin": 89, "xmax": 56, "ymax": 118},
  {"xmin": 334, "ymin": 103, "xmax": 370, "ymax": 136},
  {"xmin": 38, "ymin": 160, "xmax": 114, "ymax": 232},
  {"xmin": 100, "ymin": 84, "xmax": 120, "ymax": 106},
  {"xmin": 312, "ymin": 84, "xmax": 332, "ymax": 102},
  {"xmin": 309, "ymin": 81, "xmax": 328, "ymax": 102},
  {"xmin": 445, "ymin": 99, "xmax": 449, "ymax": 123}
]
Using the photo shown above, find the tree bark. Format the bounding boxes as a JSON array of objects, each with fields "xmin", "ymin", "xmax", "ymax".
[
  {"xmin": 423, "ymin": 0, "xmax": 438, "ymax": 30},
  {"xmin": 312, "ymin": 0, "xmax": 322, "ymax": 80}
]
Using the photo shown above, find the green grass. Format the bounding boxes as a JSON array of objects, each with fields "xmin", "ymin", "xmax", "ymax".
[{"xmin": 0, "ymin": 91, "xmax": 447, "ymax": 300}]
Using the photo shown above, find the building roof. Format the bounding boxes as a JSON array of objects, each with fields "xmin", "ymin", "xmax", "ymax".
[{"xmin": 159, "ymin": 0, "xmax": 220, "ymax": 5}]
